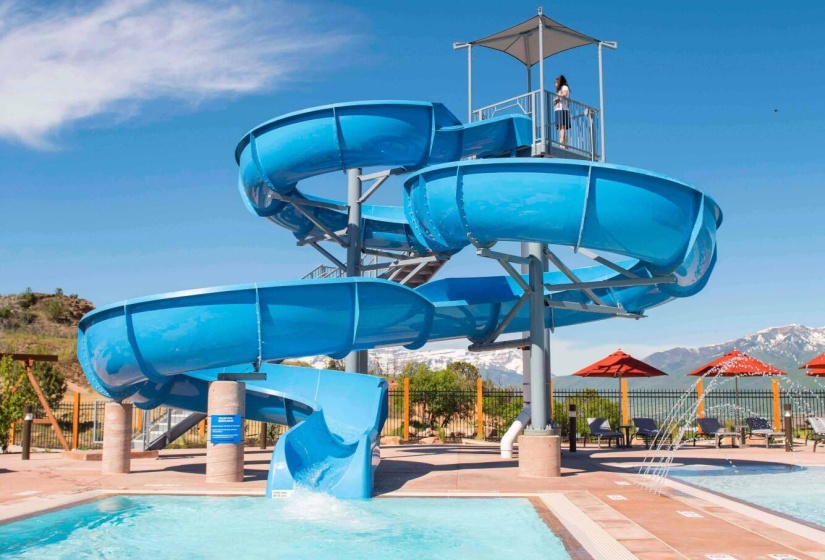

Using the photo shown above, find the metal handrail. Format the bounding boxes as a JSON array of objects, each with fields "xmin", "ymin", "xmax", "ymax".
[
  {"xmin": 302, "ymin": 256, "xmax": 381, "ymax": 281},
  {"xmin": 471, "ymin": 90, "xmax": 601, "ymax": 161}
]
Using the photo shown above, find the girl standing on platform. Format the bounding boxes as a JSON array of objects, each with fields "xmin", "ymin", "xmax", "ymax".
[{"xmin": 554, "ymin": 75, "xmax": 570, "ymax": 146}]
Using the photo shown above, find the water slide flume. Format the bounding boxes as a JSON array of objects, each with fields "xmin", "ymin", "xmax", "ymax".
[{"xmin": 78, "ymin": 100, "xmax": 722, "ymax": 498}]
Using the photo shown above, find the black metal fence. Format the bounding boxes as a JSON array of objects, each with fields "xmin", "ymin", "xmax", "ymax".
[{"xmin": 10, "ymin": 388, "xmax": 825, "ymax": 450}]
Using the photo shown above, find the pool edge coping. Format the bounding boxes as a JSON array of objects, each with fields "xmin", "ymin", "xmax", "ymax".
[{"xmin": 658, "ymin": 475, "xmax": 825, "ymax": 546}]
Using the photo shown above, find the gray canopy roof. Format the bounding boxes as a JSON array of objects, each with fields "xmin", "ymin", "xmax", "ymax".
[{"xmin": 468, "ymin": 14, "xmax": 599, "ymax": 66}]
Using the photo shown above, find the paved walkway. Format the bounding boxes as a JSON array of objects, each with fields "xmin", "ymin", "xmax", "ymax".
[{"xmin": 1, "ymin": 442, "xmax": 824, "ymax": 559}]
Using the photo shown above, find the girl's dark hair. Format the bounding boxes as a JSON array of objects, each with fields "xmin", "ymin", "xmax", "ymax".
[
  {"xmin": 556, "ymin": 74, "xmax": 569, "ymax": 91},
  {"xmin": 555, "ymin": 75, "xmax": 568, "ymax": 91}
]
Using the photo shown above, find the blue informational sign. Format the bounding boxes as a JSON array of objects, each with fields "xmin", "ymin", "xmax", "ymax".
[{"xmin": 210, "ymin": 414, "xmax": 242, "ymax": 444}]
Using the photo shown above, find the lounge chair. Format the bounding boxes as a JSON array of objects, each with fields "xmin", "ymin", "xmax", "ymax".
[
  {"xmin": 632, "ymin": 417, "xmax": 673, "ymax": 448},
  {"xmin": 744, "ymin": 417, "xmax": 785, "ymax": 448},
  {"xmin": 585, "ymin": 417, "xmax": 622, "ymax": 448},
  {"xmin": 807, "ymin": 417, "xmax": 825, "ymax": 452},
  {"xmin": 697, "ymin": 418, "xmax": 740, "ymax": 448}
]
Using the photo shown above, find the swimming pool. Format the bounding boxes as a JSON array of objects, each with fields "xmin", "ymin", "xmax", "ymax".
[
  {"xmin": 0, "ymin": 493, "xmax": 571, "ymax": 559},
  {"xmin": 670, "ymin": 464, "xmax": 825, "ymax": 527}
]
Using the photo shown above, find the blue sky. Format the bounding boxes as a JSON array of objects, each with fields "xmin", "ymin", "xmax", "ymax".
[{"xmin": 1, "ymin": 1, "xmax": 823, "ymax": 374}]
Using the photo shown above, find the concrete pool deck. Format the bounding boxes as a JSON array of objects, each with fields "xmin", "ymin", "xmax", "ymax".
[{"xmin": 2, "ymin": 442, "xmax": 825, "ymax": 559}]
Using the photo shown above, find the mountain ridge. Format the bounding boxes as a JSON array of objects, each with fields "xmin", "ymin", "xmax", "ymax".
[{"xmin": 298, "ymin": 325, "xmax": 825, "ymax": 390}]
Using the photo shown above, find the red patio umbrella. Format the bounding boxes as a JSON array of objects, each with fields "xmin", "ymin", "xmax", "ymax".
[
  {"xmin": 688, "ymin": 350, "xmax": 786, "ymax": 423},
  {"xmin": 800, "ymin": 354, "xmax": 825, "ymax": 376},
  {"xmin": 573, "ymin": 350, "xmax": 668, "ymax": 426}
]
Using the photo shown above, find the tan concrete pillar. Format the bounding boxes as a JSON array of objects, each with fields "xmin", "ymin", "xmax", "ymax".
[
  {"xmin": 206, "ymin": 381, "xmax": 245, "ymax": 483},
  {"xmin": 102, "ymin": 401, "xmax": 133, "ymax": 474},
  {"xmin": 518, "ymin": 434, "xmax": 561, "ymax": 478}
]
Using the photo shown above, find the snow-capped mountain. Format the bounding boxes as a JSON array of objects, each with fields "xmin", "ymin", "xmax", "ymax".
[
  {"xmin": 294, "ymin": 325, "xmax": 825, "ymax": 389},
  {"xmin": 644, "ymin": 325, "xmax": 825, "ymax": 376},
  {"xmin": 298, "ymin": 347, "xmax": 526, "ymax": 387}
]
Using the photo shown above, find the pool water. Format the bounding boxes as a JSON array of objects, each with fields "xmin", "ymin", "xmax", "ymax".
[
  {"xmin": 670, "ymin": 464, "xmax": 825, "ymax": 527},
  {"xmin": 0, "ymin": 493, "xmax": 571, "ymax": 559}
]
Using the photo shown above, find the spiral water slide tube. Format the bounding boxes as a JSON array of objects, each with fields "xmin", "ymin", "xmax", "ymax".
[{"xmin": 78, "ymin": 100, "xmax": 722, "ymax": 499}]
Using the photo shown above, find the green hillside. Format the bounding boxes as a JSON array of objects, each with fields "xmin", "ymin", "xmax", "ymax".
[{"xmin": 0, "ymin": 289, "xmax": 94, "ymax": 391}]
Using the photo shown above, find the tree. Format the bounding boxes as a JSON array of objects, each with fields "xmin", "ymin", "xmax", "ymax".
[
  {"xmin": 19, "ymin": 288, "xmax": 37, "ymax": 309},
  {"xmin": 283, "ymin": 360, "xmax": 312, "ymax": 368},
  {"xmin": 552, "ymin": 388, "xmax": 620, "ymax": 439},
  {"xmin": 0, "ymin": 356, "xmax": 26, "ymax": 452},
  {"xmin": 401, "ymin": 362, "xmax": 475, "ymax": 429},
  {"xmin": 18, "ymin": 360, "xmax": 67, "ymax": 410},
  {"xmin": 326, "ymin": 358, "xmax": 345, "ymax": 371},
  {"xmin": 446, "ymin": 361, "xmax": 479, "ymax": 382}
]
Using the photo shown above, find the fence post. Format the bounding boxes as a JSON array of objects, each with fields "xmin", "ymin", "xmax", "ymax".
[
  {"xmin": 72, "ymin": 393, "xmax": 80, "ymax": 450},
  {"xmin": 620, "ymin": 378, "xmax": 629, "ymax": 426},
  {"xmin": 403, "ymin": 377, "xmax": 410, "ymax": 442},
  {"xmin": 784, "ymin": 403, "xmax": 793, "ymax": 452},
  {"xmin": 260, "ymin": 422, "xmax": 268, "ymax": 449},
  {"xmin": 772, "ymin": 379, "xmax": 782, "ymax": 432},
  {"xmin": 476, "ymin": 378, "xmax": 484, "ymax": 440}
]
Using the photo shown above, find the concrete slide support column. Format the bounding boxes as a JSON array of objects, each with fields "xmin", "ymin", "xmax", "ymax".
[
  {"xmin": 206, "ymin": 381, "xmax": 245, "ymax": 483},
  {"xmin": 518, "ymin": 434, "xmax": 561, "ymax": 478},
  {"xmin": 102, "ymin": 401, "xmax": 132, "ymax": 474}
]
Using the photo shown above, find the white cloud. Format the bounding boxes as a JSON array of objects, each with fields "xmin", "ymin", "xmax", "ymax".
[{"xmin": 0, "ymin": 0, "xmax": 351, "ymax": 148}]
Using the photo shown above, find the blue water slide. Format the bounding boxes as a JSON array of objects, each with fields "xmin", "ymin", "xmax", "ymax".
[{"xmin": 78, "ymin": 100, "xmax": 722, "ymax": 499}]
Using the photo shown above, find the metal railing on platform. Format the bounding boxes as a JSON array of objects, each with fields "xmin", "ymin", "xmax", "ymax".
[{"xmin": 471, "ymin": 89, "xmax": 601, "ymax": 161}]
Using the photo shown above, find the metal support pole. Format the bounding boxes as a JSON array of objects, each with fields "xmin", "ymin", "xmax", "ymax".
[
  {"xmin": 538, "ymin": 9, "xmax": 546, "ymax": 151},
  {"xmin": 527, "ymin": 242, "xmax": 548, "ymax": 432},
  {"xmin": 784, "ymin": 404, "xmax": 793, "ymax": 452},
  {"xmin": 568, "ymin": 404, "xmax": 577, "ymax": 452},
  {"xmin": 21, "ymin": 405, "xmax": 32, "ymax": 460},
  {"xmin": 468, "ymin": 44, "xmax": 473, "ymax": 121},
  {"xmin": 598, "ymin": 42, "xmax": 605, "ymax": 161},
  {"xmin": 346, "ymin": 168, "xmax": 368, "ymax": 373},
  {"xmin": 260, "ymin": 422, "xmax": 268, "ymax": 450}
]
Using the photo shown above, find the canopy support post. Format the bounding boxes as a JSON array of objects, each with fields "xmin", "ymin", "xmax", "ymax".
[
  {"xmin": 537, "ymin": 8, "xmax": 546, "ymax": 154},
  {"xmin": 468, "ymin": 44, "xmax": 473, "ymax": 121},
  {"xmin": 597, "ymin": 41, "xmax": 617, "ymax": 162}
]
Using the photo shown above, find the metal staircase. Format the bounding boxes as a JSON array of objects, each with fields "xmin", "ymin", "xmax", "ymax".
[
  {"xmin": 303, "ymin": 254, "xmax": 449, "ymax": 288},
  {"xmin": 132, "ymin": 408, "xmax": 207, "ymax": 451}
]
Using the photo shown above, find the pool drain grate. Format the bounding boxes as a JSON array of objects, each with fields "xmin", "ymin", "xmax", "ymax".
[{"xmin": 677, "ymin": 511, "xmax": 703, "ymax": 518}]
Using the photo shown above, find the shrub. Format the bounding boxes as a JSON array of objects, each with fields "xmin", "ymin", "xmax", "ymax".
[
  {"xmin": 45, "ymin": 300, "xmax": 65, "ymax": 322},
  {"xmin": 19, "ymin": 288, "xmax": 37, "ymax": 309},
  {"xmin": 0, "ymin": 307, "xmax": 10, "ymax": 320}
]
